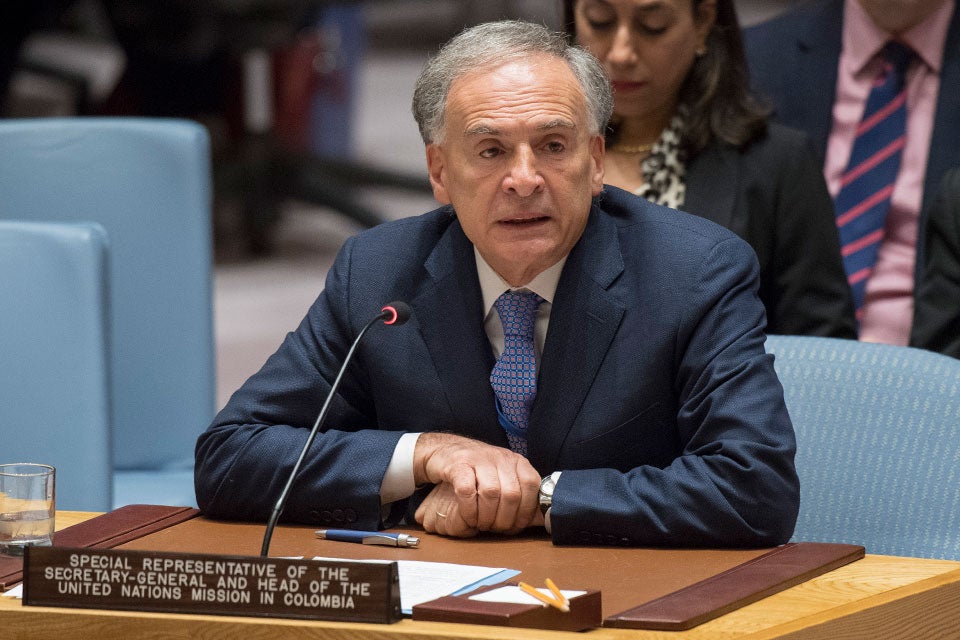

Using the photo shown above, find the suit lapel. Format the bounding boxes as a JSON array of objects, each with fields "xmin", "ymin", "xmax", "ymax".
[
  {"xmin": 527, "ymin": 207, "xmax": 626, "ymax": 472},
  {"xmin": 927, "ymin": 8, "xmax": 960, "ymax": 214},
  {"xmin": 684, "ymin": 142, "xmax": 738, "ymax": 231},
  {"xmin": 411, "ymin": 215, "xmax": 506, "ymax": 446},
  {"xmin": 791, "ymin": 0, "xmax": 845, "ymax": 158}
]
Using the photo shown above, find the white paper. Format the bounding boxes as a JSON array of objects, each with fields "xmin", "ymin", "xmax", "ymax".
[
  {"xmin": 397, "ymin": 560, "xmax": 517, "ymax": 613},
  {"xmin": 469, "ymin": 585, "xmax": 586, "ymax": 605},
  {"xmin": 2, "ymin": 585, "xmax": 23, "ymax": 599},
  {"xmin": 313, "ymin": 556, "xmax": 518, "ymax": 614}
]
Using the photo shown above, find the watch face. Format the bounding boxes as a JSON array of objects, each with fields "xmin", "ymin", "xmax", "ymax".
[{"xmin": 539, "ymin": 476, "xmax": 555, "ymax": 514}]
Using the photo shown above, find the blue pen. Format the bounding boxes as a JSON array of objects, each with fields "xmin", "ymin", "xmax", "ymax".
[{"xmin": 316, "ymin": 529, "xmax": 420, "ymax": 548}]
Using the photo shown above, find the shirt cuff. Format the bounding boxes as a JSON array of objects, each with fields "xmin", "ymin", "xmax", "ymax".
[{"xmin": 380, "ymin": 432, "xmax": 421, "ymax": 505}]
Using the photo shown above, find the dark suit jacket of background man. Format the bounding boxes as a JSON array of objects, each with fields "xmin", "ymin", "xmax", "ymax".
[
  {"xmin": 742, "ymin": 0, "xmax": 960, "ymax": 241},
  {"xmin": 195, "ymin": 186, "xmax": 800, "ymax": 548},
  {"xmin": 911, "ymin": 168, "xmax": 960, "ymax": 358}
]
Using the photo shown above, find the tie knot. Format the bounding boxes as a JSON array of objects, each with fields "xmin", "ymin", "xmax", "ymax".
[
  {"xmin": 494, "ymin": 291, "xmax": 542, "ymax": 339},
  {"xmin": 882, "ymin": 41, "xmax": 914, "ymax": 78}
]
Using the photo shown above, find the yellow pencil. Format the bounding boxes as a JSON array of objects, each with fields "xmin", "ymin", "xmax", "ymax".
[
  {"xmin": 518, "ymin": 581, "xmax": 570, "ymax": 612},
  {"xmin": 544, "ymin": 577, "xmax": 569, "ymax": 608}
]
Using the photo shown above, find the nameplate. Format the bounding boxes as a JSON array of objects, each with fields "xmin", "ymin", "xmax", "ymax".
[{"xmin": 22, "ymin": 546, "xmax": 401, "ymax": 624}]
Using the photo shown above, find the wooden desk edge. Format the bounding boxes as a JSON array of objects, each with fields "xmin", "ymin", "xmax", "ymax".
[
  {"xmin": 0, "ymin": 603, "xmax": 582, "ymax": 640},
  {"xmin": 55, "ymin": 511, "xmax": 103, "ymax": 530},
  {"xmin": 742, "ymin": 565, "xmax": 960, "ymax": 640}
]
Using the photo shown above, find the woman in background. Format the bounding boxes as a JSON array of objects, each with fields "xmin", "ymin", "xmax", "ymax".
[{"xmin": 564, "ymin": 0, "xmax": 856, "ymax": 337}]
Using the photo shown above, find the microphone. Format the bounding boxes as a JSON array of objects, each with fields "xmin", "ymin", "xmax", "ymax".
[{"xmin": 260, "ymin": 301, "xmax": 412, "ymax": 556}]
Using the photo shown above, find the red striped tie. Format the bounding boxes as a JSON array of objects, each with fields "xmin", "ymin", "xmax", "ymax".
[{"xmin": 833, "ymin": 41, "xmax": 913, "ymax": 320}]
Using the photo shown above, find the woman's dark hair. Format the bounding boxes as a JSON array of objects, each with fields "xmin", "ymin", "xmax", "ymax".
[{"xmin": 562, "ymin": 0, "xmax": 769, "ymax": 156}]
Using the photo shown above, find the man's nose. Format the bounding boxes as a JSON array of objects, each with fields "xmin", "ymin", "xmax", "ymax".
[{"xmin": 502, "ymin": 146, "xmax": 544, "ymax": 197}]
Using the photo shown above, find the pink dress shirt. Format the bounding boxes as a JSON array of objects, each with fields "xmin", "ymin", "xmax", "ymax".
[{"xmin": 824, "ymin": 0, "xmax": 953, "ymax": 345}]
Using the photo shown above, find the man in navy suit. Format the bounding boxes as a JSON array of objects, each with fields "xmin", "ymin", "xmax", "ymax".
[
  {"xmin": 744, "ymin": 0, "xmax": 960, "ymax": 346},
  {"xmin": 196, "ymin": 21, "xmax": 799, "ymax": 548}
]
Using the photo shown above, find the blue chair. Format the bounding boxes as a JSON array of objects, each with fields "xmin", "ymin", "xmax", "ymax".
[
  {"xmin": 766, "ymin": 334, "xmax": 960, "ymax": 559},
  {"xmin": 0, "ymin": 118, "xmax": 215, "ymax": 509},
  {"xmin": 0, "ymin": 221, "xmax": 112, "ymax": 511}
]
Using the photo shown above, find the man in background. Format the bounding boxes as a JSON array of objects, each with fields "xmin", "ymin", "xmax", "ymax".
[{"xmin": 744, "ymin": 0, "xmax": 959, "ymax": 346}]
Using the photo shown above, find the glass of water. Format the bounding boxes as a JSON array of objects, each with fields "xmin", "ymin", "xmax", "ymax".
[{"xmin": 0, "ymin": 463, "xmax": 56, "ymax": 556}]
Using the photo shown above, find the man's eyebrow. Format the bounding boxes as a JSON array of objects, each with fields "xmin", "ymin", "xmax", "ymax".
[
  {"xmin": 537, "ymin": 119, "xmax": 576, "ymax": 131},
  {"xmin": 463, "ymin": 119, "xmax": 577, "ymax": 137},
  {"xmin": 464, "ymin": 124, "xmax": 498, "ymax": 137}
]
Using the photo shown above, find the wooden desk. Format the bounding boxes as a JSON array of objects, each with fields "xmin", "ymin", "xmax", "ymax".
[{"xmin": 2, "ymin": 511, "xmax": 959, "ymax": 639}]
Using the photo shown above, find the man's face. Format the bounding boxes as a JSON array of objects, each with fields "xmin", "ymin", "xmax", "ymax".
[{"xmin": 425, "ymin": 54, "xmax": 605, "ymax": 287}]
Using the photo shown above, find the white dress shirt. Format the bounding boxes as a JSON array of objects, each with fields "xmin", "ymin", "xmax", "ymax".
[{"xmin": 378, "ymin": 249, "xmax": 565, "ymax": 511}]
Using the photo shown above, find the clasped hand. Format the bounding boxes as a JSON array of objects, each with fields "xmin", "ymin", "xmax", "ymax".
[{"xmin": 413, "ymin": 433, "xmax": 542, "ymax": 537}]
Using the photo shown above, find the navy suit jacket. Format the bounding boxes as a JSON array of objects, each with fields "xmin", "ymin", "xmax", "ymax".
[
  {"xmin": 196, "ymin": 187, "xmax": 799, "ymax": 547},
  {"xmin": 743, "ymin": 0, "xmax": 960, "ymax": 219}
]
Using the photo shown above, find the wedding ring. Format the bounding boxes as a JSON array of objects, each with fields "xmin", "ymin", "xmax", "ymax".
[{"xmin": 436, "ymin": 511, "xmax": 447, "ymax": 518}]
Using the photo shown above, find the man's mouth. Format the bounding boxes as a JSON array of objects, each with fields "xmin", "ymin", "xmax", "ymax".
[{"xmin": 500, "ymin": 215, "xmax": 549, "ymax": 225}]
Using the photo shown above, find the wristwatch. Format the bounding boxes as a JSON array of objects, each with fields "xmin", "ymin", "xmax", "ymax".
[{"xmin": 538, "ymin": 474, "xmax": 557, "ymax": 515}]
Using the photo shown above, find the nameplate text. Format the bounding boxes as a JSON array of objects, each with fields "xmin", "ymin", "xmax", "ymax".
[{"xmin": 22, "ymin": 546, "xmax": 401, "ymax": 623}]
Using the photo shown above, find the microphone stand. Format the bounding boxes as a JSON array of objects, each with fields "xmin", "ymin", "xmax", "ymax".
[{"xmin": 260, "ymin": 304, "xmax": 404, "ymax": 556}]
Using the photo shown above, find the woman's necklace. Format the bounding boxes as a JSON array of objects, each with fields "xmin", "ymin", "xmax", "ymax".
[{"xmin": 609, "ymin": 142, "xmax": 653, "ymax": 154}]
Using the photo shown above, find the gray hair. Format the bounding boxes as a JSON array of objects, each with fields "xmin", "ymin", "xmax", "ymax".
[{"xmin": 411, "ymin": 20, "xmax": 613, "ymax": 144}]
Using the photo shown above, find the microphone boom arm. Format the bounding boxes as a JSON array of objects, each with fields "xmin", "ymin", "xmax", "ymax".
[{"xmin": 260, "ymin": 304, "xmax": 405, "ymax": 556}]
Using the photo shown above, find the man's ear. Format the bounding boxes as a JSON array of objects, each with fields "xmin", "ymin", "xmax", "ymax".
[
  {"xmin": 425, "ymin": 144, "xmax": 451, "ymax": 205},
  {"xmin": 590, "ymin": 134, "xmax": 605, "ymax": 196}
]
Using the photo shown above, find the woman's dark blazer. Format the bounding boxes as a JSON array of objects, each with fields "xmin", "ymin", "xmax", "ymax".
[{"xmin": 682, "ymin": 122, "xmax": 857, "ymax": 338}]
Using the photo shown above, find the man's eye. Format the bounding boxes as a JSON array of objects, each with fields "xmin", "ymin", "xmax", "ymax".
[
  {"xmin": 545, "ymin": 141, "xmax": 566, "ymax": 153},
  {"xmin": 479, "ymin": 147, "xmax": 501, "ymax": 158}
]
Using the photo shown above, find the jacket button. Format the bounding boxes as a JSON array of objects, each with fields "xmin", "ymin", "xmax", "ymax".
[
  {"xmin": 345, "ymin": 509, "xmax": 357, "ymax": 523},
  {"xmin": 320, "ymin": 510, "xmax": 332, "ymax": 523},
  {"xmin": 333, "ymin": 509, "xmax": 345, "ymax": 522},
  {"xmin": 309, "ymin": 510, "xmax": 321, "ymax": 522}
]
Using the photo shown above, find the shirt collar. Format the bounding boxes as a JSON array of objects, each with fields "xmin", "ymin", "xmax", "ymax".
[
  {"xmin": 844, "ymin": 0, "xmax": 954, "ymax": 74},
  {"xmin": 475, "ymin": 247, "xmax": 566, "ymax": 319}
]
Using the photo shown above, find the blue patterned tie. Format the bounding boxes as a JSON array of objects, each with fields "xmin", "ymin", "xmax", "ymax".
[
  {"xmin": 834, "ymin": 41, "xmax": 913, "ymax": 317},
  {"xmin": 490, "ymin": 291, "xmax": 543, "ymax": 456}
]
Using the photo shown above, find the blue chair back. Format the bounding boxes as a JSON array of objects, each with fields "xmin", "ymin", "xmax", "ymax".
[
  {"xmin": 0, "ymin": 118, "xmax": 215, "ymax": 507},
  {"xmin": 766, "ymin": 334, "xmax": 960, "ymax": 559},
  {"xmin": 0, "ymin": 221, "xmax": 112, "ymax": 511}
]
